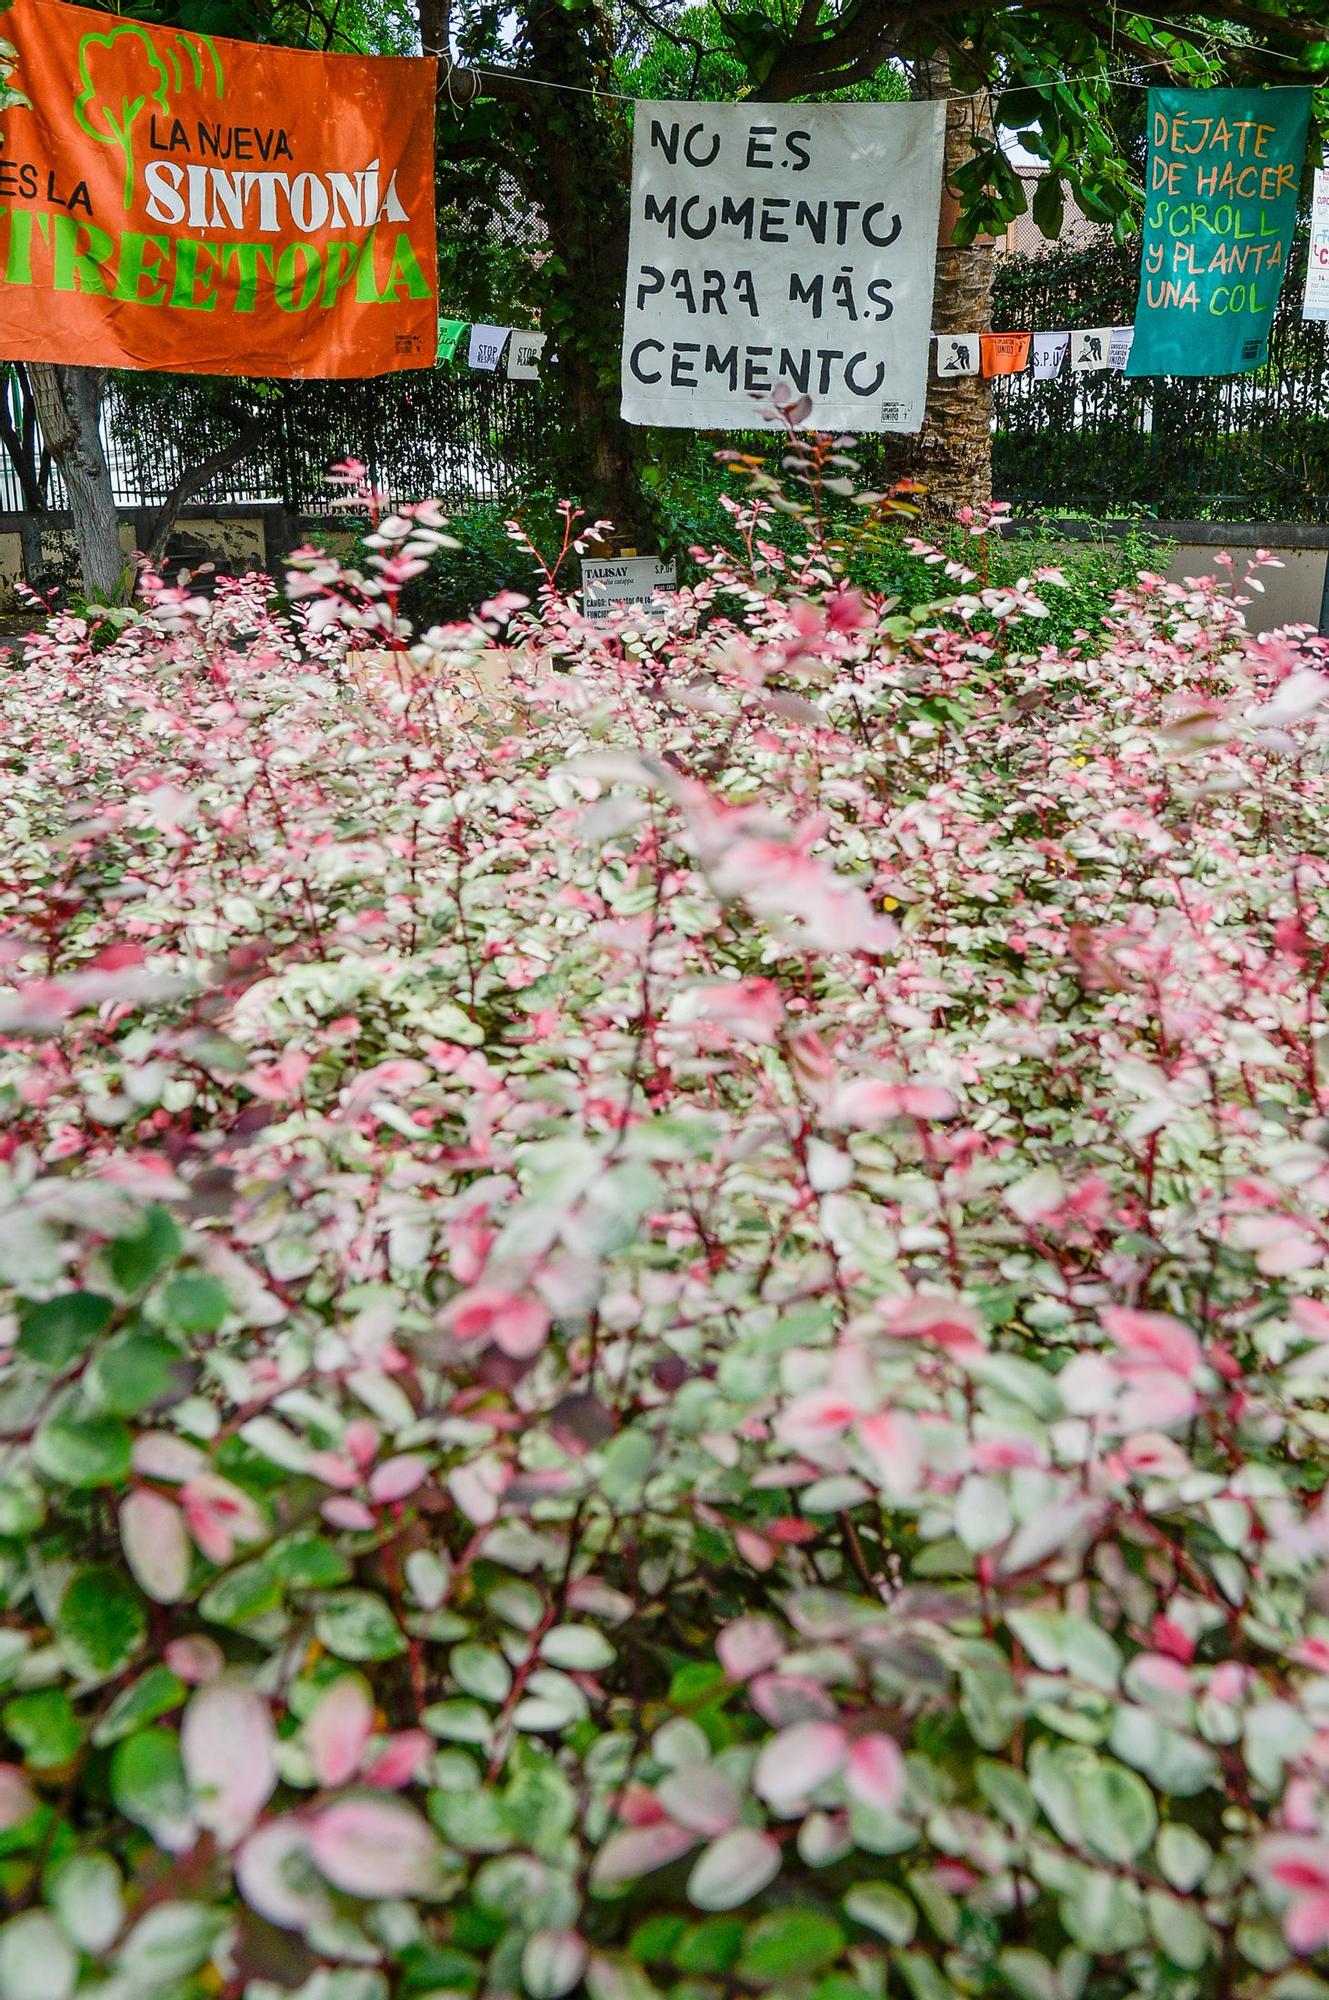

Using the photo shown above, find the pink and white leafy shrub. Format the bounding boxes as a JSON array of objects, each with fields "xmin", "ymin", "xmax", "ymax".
[{"xmin": 1, "ymin": 462, "xmax": 1329, "ymax": 2000}]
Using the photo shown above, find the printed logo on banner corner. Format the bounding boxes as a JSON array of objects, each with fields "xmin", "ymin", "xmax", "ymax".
[{"xmin": 0, "ymin": 0, "xmax": 439, "ymax": 379}]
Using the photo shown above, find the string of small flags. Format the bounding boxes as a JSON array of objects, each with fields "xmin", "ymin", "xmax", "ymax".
[
  {"xmin": 933, "ymin": 327, "xmax": 1136, "ymax": 380},
  {"xmin": 436, "ymin": 318, "xmax": 549, "ymax": 382}
]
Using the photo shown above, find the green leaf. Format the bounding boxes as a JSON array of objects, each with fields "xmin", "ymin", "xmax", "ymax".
[
  {"xmin": 315, "ymin": 1589, "xmax": 407, "ymax": 1661},
  {"xmin": 675, "ymin": 1918, "xmax": 743, "ymax": 1975},
  {"xmin": 629, "ymin": 1917, "xmax": 688, "ymax": 1966},
  {"xmin": 47, "ymin": 1853, "xmax": 125, "ymax": 1955},
  {"xmin": 451, "ymin": 1642, "xmax": 513, "ymax": 1703},
  {"xmin": 88, "ymin": 1331, "xmax": 186, "ymax": 1416},
  {"xmin": 157, "ymin": 1273, "xmax": 228, "ymax": 1332},
  {"xmin": 92, "ymin": 1665, "xmax": 188, "ymax": 1747},
  {"xmin": 1156, "ymin": 1821, "xmax": 1211, "ymax": 1894},
  {"xmin": 429, "ymin": 1787, "xmax": 516, "ymax": 1853},
  {"xmin": 2, "ymin": 1688, "xmax": 82, "ymax": 1770},
  {"xmin": 33, "ymin": 1407, "xmax": 132, "ymax": 1489},
  {"xmin": 1147, "ymin": 1888, "xmax": 1212, "ymax": 1970},
  {"xmin": 57, "ymin": 1564, "xmax": 146, "ymax": 1680},
  {"xmin": 844, "ymin": 1883, "xmax": 916, "ymax": 1946},
  {"xmin": 117, "ymin": 1902, "xmax": 229, "ymax": 1984},
  {"xmin": 110, "ymin": 1728, "xmax": 192, "ymax": 1845},
  {"xmin": 197, "ymin": 1557, "xmax": 282, "ymax": 1628},
  {"xmin": 17, "ymin": 1292, "xmax": 113, "ymax": 1370},
  {"xmin": 269, "ymin": 1535, "xmax": 352, "ymax": 1588},
  {"xmin": 106, "ymin": 1207, "xmax": 182, "ymax": 1294},
  {"xmin": 0, "ymin": 1911, "xmax": 77, "ymax": 2000},
  {"xmin": 739, "ymin": 1911, "xmax": 845, "ymax": 1983}
]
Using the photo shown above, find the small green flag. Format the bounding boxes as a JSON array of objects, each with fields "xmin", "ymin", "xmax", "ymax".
[
  {"xmin": 436, "ymin": 317, "xmax": 467, "ymax": 365},
  {"xmin": 1128, "ymin": 86, "xmax": 1311, "ymax": 378}
]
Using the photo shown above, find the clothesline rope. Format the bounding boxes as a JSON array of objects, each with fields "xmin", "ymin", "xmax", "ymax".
[{"xmin": 448, "ymin": 42, "xmax": 1325, "ymax": 112}]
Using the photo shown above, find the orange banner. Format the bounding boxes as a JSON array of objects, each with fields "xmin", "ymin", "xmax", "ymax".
[{"xmin": 0, "ymin": 0, "xmax": 438, "ymax": 377}]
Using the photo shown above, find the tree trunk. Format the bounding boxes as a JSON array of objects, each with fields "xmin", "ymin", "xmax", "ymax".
[
  {"xmin": 907, "ymin": 64, "xmax": 996, "ymax": 519},
  {"xmin": 512, "ymin": 6, "xmax": 648, "ymax": 532},
  {"xmin": 26, "ymin": 363, "xmax": 129, "ymax": 604}
]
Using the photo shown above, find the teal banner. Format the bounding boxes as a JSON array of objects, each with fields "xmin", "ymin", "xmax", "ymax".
[{"xmin": 1127, "ymin": 86, "xmax": 1310, "ymax": 379}]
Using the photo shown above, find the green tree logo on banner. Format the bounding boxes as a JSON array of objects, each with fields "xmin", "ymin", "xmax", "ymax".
[{"xmin": 74, "ymin": 24, "xmax": 223, "ymax": 211}]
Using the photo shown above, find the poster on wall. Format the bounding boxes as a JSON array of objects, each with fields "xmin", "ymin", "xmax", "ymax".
[
  {"xmin": 1304, "ymin": 167, "xmax": 1329, "ymax": 321},
  {"xmin": 0, "ymin": 0, "xmax": 437, "ymax": 377},
  {"xmin": 1127, "ymin": 86, "xmax": 1310, "ymax": 378},
  {"xmin": 620, "ymin": 98, "xmax": 945, "ymax": 433}
]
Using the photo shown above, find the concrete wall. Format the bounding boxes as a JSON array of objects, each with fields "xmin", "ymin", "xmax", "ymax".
[
  {"xmin": 1164, "ymin": 544, "xmax": 1327, "ymax": 635},
  {"xmin": 1010, "ymin": 519, "xmax": 1329, "ymax": 637}
]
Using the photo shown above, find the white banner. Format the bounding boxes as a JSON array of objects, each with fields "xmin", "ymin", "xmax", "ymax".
[
  {"xmin": 1070, "ymin": 328, "xmax": 1111, "ymax": 372},
  {"xmin": 1031, "ymin": 331, "xmax": 1068, "ymax": 381},
  {"xmin": 621, "ymin": 99, "xmax": 944, "ymax": 434},
  {"xmin": 508, "ymin": 331, "xmax": 548, "ymax": 381},
  {"xmin": 1108, "ymin": 325, "xmax": 1135, "ymax": 372},
  {"xmin": 1305, "ymin": 168, "xmax": 1329, "ymax": 322},
  {"xmin": 936, "ymin": 334, "xmax": 980, "ymax": 377},
  {"xmin": 468, "ymin": 325, "xmax": 510, "ymax": 371}
]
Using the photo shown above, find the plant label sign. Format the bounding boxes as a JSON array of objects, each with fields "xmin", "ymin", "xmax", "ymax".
[
  {"xmin": 580, "ymin": 556, "xmax": 677, "ymax": 624},
  {"xmin": 620, "ymin": 99, "xmax": 944, "ymax": 433},
  {"xmin": 1304, "ymin": 168, "xmax": 1329, "ymax": 322},
  {"xmin": 1127, "ymin": 86, "xmax": 1311, "ymax": 378},
  {"xmin": 0, "ymin": 0, "xmax": 437, "ymax": 377}
]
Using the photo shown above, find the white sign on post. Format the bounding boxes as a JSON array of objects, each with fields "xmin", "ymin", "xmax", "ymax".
[
  {"xmin": 580, "ymin": 557, "xmax": 677, "ymax": 624},
  {"xmin": 620, "ymin": 99, "xmax": 944, "ymax": 434},
  {"xmin": 1304, "ymin": 168, "xmax": 1329, "ymax": 322}
]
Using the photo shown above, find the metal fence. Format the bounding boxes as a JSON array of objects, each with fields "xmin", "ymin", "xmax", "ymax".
[
  {"xmin": 0, "ymin": 364, "xmax": 554, "ymax": 516},
  {"xmin": 990, "ymin": 234, "xmax": 1329, "ymax": 521}
]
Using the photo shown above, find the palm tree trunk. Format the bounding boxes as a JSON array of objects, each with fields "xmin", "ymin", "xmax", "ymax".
[{"xmin": 907, "ymin": 60, "xmax": 996, "ymax": 518}]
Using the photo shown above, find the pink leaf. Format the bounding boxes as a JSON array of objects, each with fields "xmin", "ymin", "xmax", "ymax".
[
  {"xmin": 845, "ymin": 1733, "xmax": 905, "ymax": 1812},
  {"xmin": 368, "ymin": 1453, "xmax": 431, "ymax": 1503},
  {"xmin": 881, "ymin": 1294, "xmax": 984, "ymax": 1353},
  {"xmin": 363, "ymin": 1730, "xmax": 432, "ymax": 1789},
  {"xmin": 589, "ymin": 1821, "xmax": 698, "ymax": 1889},
  {"xmin": 856, "ymin": 1409, "xmax": 924, "ymax": 1497},
  {"xmin": 308, "ymin": 1796, "xmax": 444, "ymax": 1897},
  {"xmin": 753, "ymin": 1720, "xmax": 846, "ymax": 1809},
  {"xmin": 717, "ymin": 1616, "xmax": 785, "ymax": 1682},
  {"xmin": 181, "ymin": 1681, "xmax": 276, "ymax": 1848},
  {"xmin": 120, "ymin": 1489, "xmax": 191, "ymax": 1604},
  {"xmin": 305, "ymin": 1676, "xmax": 374, "ymax": 1788},
  {"xmin": 164, "ymin": 1636, "xmax": 224, "ymax": 1685},
  {"xmin": 687, "ymin": 1826, "xmax": 782, "ymax": 1910},
  {"xmin": 447, "ymin": 1286, "xmax": 551, "ymax": 1359},
  {"xmin": 0, "ymin": 1764, "xmax": 37, "ymax": 1831}
]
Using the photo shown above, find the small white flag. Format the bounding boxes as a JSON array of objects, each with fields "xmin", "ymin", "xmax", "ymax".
[
  {"xmin": 1070, "ymin": 328, "xmax": 1111, "ymax": 372},
  {"xmin": 1305, "ymin": 168, "xmax": 1329, "ymax": 321},
  {"xmin": 1108, "ymin": 325, "xmax": 1135, "ymax": 371},
  {"xmin": 935, "ymin": 334, "xmax": 981, "ymax": 377},
  {"xmin": 1031, "ymin": 331, "xmax": 1069, "ymax": 381},
  {"xmin": 507, "ymin": 331, "xmax": 547, "ymax": 381},
  {"xmin": 468, "ymin": 324, "xmax": 511, "ymax": 371}
]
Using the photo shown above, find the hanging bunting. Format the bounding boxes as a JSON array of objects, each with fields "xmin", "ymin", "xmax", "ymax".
[
  {"xmin": 620, "ymin": 99, "xmax": 945, "ymax": 434},
  {"xmin": 1127, "ymin": 86, "xmax": 1311, "ymax": 378},
  {"xmin": 507, "ymin": 330, "xmax": 547, "ymax": 381},
  {"xmin": 0, "ymin": 0, "xmax": 437, "ymax": 378},
  {"xmin": 1070, "ymin": 328, "xmax": 1112, "ymax": 372},
  {"xmin": 1107, "ymin": 325, "xmax": 1135, "ymax": 371},
  {"xmin": 980, "ymin": 333, "xmax": 1031, "ymax": 377},
  {"xmin": 436, "ymin": 318, "xmax": 467, "ymax": 365},
  {"xmin": 1304, "ymin": 168, "xmax": 1329, "ymax": 322},
  {"xmin": 1031, "ymin": 331, "xmax": 1069, "ymax": 381},
  {"xmin": 468, "ymin": 324, "xmax": 511, "ymax": 371},
  {"xmin": 935, "ymin": 334, "xmax": 981, "ymax": 377}
]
